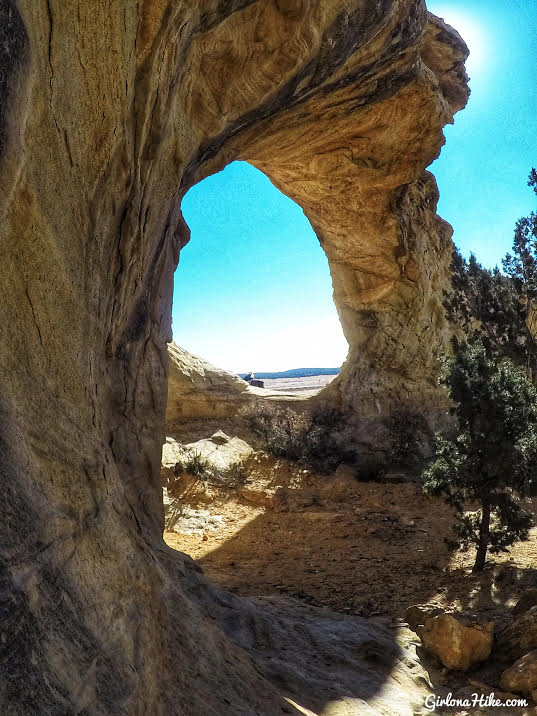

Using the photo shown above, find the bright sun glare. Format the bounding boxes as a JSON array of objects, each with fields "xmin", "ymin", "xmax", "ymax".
[{"xmin": 432, "ymin": 7, "xmax": 486, "ymax": 73}]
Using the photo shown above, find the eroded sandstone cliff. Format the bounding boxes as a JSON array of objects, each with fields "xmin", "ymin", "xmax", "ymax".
[
  {"xmin": 166, "ymin": 341, "xmax": 252, "ymax": 422},
  {"xmin": 0, "ymin": 1, "xmax": 467, "ymax": 713}
]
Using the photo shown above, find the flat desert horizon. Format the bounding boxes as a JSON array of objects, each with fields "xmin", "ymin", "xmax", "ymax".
[{"xmin": 256, "ymin": 374, "xmax": 337, "ymax": 393}]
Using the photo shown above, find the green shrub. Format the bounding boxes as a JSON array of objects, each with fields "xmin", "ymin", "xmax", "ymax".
[
  {"xmin": 423, "ymin": 337, "xmax": 537, "ymax": 572},
  {"xmin": 384, "ymin": 410, "xmax": 432, "ymax": 469}
]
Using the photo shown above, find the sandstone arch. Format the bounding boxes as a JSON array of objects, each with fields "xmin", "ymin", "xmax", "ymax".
[
  {"xmin": 0, "ymin": 1, "xmax": 468, "ymax": 713},
  {"xmin": 170, "ymin": 9, "xmax": 469, "ymax": 450}
]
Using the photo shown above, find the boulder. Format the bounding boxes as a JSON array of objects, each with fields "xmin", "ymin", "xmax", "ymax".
[
  {"xmin": 210, "ymin": 430, "xmax": 230, "ymax": 446},
  {"xmin": 163, "ymin": 433, "xmax": 254, "ymax": 490},
  {"xmin": 497, "ymin": 606, "xmax": 537, "ymax": 661},
  {"xmin": 514, "ymin": 589, "xmax": 537, "ymax": 616},
  {"xmin": 161, "ymin": 436, "xmax": 191, "ymax": 484},
  {"xmin": 405, "ymin": 604, "xmax": 444, "ymax": 631},
  {"xmin": 166, "ymin": 342, "xmax": 253, "ymax": 423},
  {"xmin": 417, "ymin": 613, "xmax": 494, "ymax": 671},
  {"xmin": 186, "ymin": 432, "xmax": 253, "ymax": 479},
  {"xmin": 500, "ymin": 651, "xmax": 537, "ymax": 695}
]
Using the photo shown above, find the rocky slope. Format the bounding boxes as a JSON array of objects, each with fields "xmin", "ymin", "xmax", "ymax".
[{"xmin": 0, "ymin": 1, "xmax": 468, "ymax": 713}]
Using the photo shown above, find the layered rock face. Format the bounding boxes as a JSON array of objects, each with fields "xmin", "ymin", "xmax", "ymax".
[
  {"xmin": 232, "ymin": 13, "xmax": 469, "ymax": 431},
  {"xmin": 0, "ymin": 1, "xmax": 467, "ymax": 713},
  {"xmin": 166, "ymin": 342, "xmax": 252, "ymax": 422}
]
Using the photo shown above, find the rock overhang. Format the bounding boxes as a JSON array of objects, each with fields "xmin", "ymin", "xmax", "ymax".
[{"xmin": 0, "ymin": 2, "xmax": 469, "ymax": 713}]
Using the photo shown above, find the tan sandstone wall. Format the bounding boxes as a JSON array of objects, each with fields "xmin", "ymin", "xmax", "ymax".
[{"xmin": 0, "ymin": 1, "xmax": 467, "ymax": 713}]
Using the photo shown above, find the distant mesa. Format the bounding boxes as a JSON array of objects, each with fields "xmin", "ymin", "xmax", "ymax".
[{"xmin": 239, "ymin": 367, "xmax": 340, "ymax": 380}]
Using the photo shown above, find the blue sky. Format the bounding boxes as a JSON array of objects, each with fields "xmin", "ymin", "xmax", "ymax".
[
  {"xmin": 173, "ymin": 1, "xmax": 536, "ymax": 373},
  {"xmin": 174, "ymin": 163, "xmax": 348, "ymax": 372},
  {"xmin": 429, "ymin": 0, "xmax": 537, "ymax": 267}
]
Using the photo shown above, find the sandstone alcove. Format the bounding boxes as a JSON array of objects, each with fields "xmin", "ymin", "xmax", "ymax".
[
  {"xmin": 175, "ymin": 160, "xmax": 348, "ymax": 382},
  {"xmin": 0, "ymin": 2, "xmax": 470, "ymax": 713}
]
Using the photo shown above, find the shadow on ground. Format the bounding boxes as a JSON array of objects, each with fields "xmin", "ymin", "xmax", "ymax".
[
  {"xmin": 183, "ymin": 480, "xmax": 459, "ymax": 619},
  {"xmin": 165, "ymin": 457, "xmax": 537, "ymax": 713}
]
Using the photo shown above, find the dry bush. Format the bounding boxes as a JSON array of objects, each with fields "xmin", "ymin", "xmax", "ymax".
[
  {"xmin": 183, "ymin": 451, "xmax": 210, "ymax": 477},
  {"xmin": 179, "ymin": 450, "xmax": 246, "ymax": 488},
  {"xmin": 242, "ymin": 402, "xmax": 352, "ymax": 474}
]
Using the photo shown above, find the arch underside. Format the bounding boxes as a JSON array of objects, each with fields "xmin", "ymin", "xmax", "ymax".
[
  {"xmin": 176, "ymin": 8, "xmax": 469, "ymax": 440},
  {"xmin": 0, "ymin": 1, "xmax": 468, "ymax": 712}
]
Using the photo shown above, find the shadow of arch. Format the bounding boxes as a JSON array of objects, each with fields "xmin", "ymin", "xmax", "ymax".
[
  {"xmin": 172, "ymin": 544, "xmax": 415, "ymax": 715},
  {"xmin": 191, "ymin": 484, "xmax": 458, "ymax": 620},
  {"xmin": 165, "ymin": 475, "xmax": 463, "ymax": 714}
]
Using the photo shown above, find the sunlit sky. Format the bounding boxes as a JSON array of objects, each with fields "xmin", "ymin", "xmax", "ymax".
[
  {"xmin": 172, "ymin": 0, "xmax": 536, "ymax": 374},
  {"xmin": 175, "ymin": 163, "xmax": 348, "ymax": 373}
]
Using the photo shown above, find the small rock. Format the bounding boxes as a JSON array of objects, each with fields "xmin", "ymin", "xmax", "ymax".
[
  {"xmin": 497, "ymin": 606, "xmax": 537, "ymax": 661},
  {"xmin": 405, "ymin": 604, "xmax": 444, "ymax": 631},
  {"xmin": 210, "ymin": 430, "xmax": 230, "ymax": 445},
  {"xmin": 417, "ymin": 612, "xmax": 494, "ymax": 671},
  {"xmin": 501, "ymin": 650, "xmax": 537, "ymax": 694},
  {"xmin": 468, "ymin": 678, "xmax": 522, "ymax": 702}
]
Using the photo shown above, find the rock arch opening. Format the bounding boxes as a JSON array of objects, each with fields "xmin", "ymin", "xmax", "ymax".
[
  {"xmin": 0, "ymin": 3, "xmax": 472, "ymax": 713},
  {"xmin": 173, "ymin": 161, "xmax": 348, "ymax": 392}
]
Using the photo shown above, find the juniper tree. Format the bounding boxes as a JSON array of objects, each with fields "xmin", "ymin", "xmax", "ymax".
[
  {"xmin": 444, "ymin": 169, "xmax": 537, "ymax": 377},
  {"xmin": 444, "ymin": 249, "xmax": 537, "ymax": 374},
  {"xmin": 502, "ymin": 168, "xmax": 537, "ymax": 332},
  {"xmin": 423, "ymin": 338, "xmax": 537, "ymax": 572}
]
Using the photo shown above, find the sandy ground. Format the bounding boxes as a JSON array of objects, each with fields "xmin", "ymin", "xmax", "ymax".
[
  {"xmin": 164, "ymin": 454, "xmax": 537, "ymax": 711},
  {"xmin": 254, "ymin": 374, "xmax": 337, "ymax": 393},
  {"xmin": 164, "ymin": 457, "xmax": 537, "ymax": 622}
]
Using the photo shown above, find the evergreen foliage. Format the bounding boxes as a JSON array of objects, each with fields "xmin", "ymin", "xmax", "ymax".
[
  {"xmin": 444, "ymin": 250, "xmax": 536, "ymax": 371},
  {"xmin": 423, "ymin": 338, "xmax": 537, "ymax": 572},
  {"xmin": 502, "ymin": 168, "xmax": 537, "ymax": 332},
  {"xmin": 444, "ymin": 168, "xmax": 537, "ymax": 376},
  {"xmin": 384, "ymin": 410, "xmax": 432, "ymax": 469}
]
